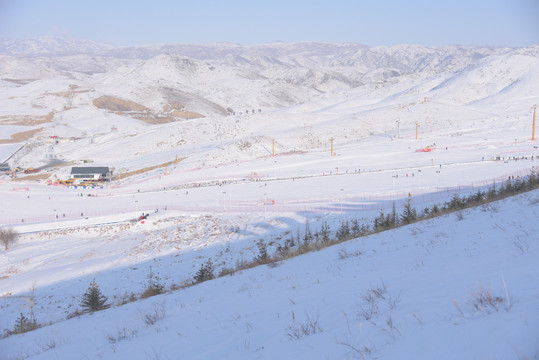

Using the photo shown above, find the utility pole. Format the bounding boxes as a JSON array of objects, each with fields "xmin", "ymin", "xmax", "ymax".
[
  {"xmin": 272, "ymin": 137, "xmax": 275, "ymax": 156},
  {"xmin": 532, "ymin": 105, "xmax": 537, "ymax": 141},
  {"xmin": 330, "ymin": 137, "xmax": 334, "ymax": 156},
  {"xmin": 396, "ymin": 119, "xmax": 400, "ymax": 138},
  {"xmin": 415, "ymin": 122, "xmax": 419, "ymax": 140}
]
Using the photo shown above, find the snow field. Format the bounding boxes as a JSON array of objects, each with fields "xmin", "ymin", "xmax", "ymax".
[{"xmin": 1, "ymin": 190, "xmax": 538, "ymax": 359}]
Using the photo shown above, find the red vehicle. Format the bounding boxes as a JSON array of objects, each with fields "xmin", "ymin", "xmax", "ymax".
[{"xmin": 24, "ymin": 168, "xmax": 41, "ymax": 174}]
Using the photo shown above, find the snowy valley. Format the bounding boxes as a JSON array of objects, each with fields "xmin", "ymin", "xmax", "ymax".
[{"xmin": 0, "ymin": 37, "xmax": 538, "ymax": 359}]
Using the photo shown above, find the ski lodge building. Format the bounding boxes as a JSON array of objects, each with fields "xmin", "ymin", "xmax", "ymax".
[{"xmin": 70, "ymin": 167, "xmax": 112, "ymax": 181}]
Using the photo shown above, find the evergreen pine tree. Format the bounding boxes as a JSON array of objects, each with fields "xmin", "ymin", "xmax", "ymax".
[
  {"xmin": 142, "ymin": 266, "xmax": 165, "ymax": 298},
  {"xmin": 256, "ymin": 239, "xmax": 269, "ymax": 263},
  {"xmin": 487, "ymin": 182, "xmax": 497, "ymax": 200},
  {"xmin": 390, "ymin": 201, "xmax": 397, "ymax": 227},
  {"xmin": 401, "ymin": 197, "xmax": 417, "ymax": 224},
  {"xmin": 350, "ymin": 219, "xmax": 361, "ymax": 237},
  {"xmin": 81, "ymin": 279, "xmax": 109, "ymax": 313},
  {"xmin": 446, "ymin": 193, "xmax": 465, "ymax": 211},
  {"xmin": 336, "ymin": 220, "xmax": 350, "ymax": 241},
  {"xmin": 374, "ymin": 209, "xmax": 385, "ymax": 231},
  {"xmin": 318, "ymin": 221, "xmax": 331, "ymax": 244},
  {"xmin": 194, "ymin": 258, "xmax": 215, "ymax": 283},
  {"xmin": 503, "ymin": 178, "xmax": 513, "ymax": 194},
  {"xmin": 303, "ymin": 220, "xmax": 313, "ymax": 248},
  {"xmin": 12, "ymin": 312, "xmax": 38, "ymax": 334}
]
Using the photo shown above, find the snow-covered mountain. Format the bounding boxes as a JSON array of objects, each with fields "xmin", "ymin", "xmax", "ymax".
[
  {"xmin": 0, "ymin": 36, "xmax": 114, "ymax": 56},
  {"xmin": 0, "ymin": 37, "xmax": 537, "ymax": 173},
  {"xmin": 1, "ymin": 37, "xmax": 536, "ymax": 117}
]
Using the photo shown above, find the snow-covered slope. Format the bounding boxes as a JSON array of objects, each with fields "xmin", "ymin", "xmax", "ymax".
[
  {"xmin": 1, "ymin": 189, "xmax": 538, "ymax": 359},
  {"xmin": 0, "ymin": 38, "xmax": 538, "ymax": 359}
]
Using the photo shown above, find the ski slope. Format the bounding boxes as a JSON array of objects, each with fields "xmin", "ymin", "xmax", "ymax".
[{"xmin": 0, "ymin": 40, "xmax": 538, "ymax": 359}]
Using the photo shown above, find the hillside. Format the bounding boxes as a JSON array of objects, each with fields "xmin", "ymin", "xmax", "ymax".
[
  {"xmin": 0, "ymin": 37, "xmax": 538, "ymax": 359},
  {"xmin": 1, "ymin": 189, "xmax": 538, "ymax": 359}
]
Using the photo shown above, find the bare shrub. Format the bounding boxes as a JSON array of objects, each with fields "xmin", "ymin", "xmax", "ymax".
[
  {"xmin": 513, "ymin": 237, "xmax": 529, "ymax": 254},
  {"xmin": 218, "ymin": 266, "xmax": 236, "ymax": 277},
  {"xmin": 287, "ymin": 313, "xmax": 322, "ymax": 340},
  {"xmin": 336, "ymin": 340, "xmax": 375, "ymax": 358},
  {"xmin": 384, "ymin": 315, "xmax": 401, "ymax": 338},
  {"xmin": 469, "ymin": 286, "xmax": 504, "ymax": 313},
  {"xmin": 107, "ymin": 327, "xmax": 138, "ymax": 343},
  {"xmin": 116, "ymin": 292, "xmax": 138, "ymax": 306},
  {"xmin": 0, "ymin": 228, "xmax": 18, "ymax": 250},
  {"xmin": 142, "ymin": 304, "xmax": 166, "ymax": 326},
  {"xmin": 358, "ymin": 302, "xmax": 378, "ymax": 321},
  {"xmin": 141, "ymin": 267, "xmax": 165, "ymax": 299},
  {"xmin": 387, "ymin": 292, "xmax": 402, "ymax": 311},
  {"xmin": 338, "ymin": 246, "xmax": 362, "ymax": 260},
  {"xmin": 480, "ymin": 202, "xmax": 499, "ymax": 213},
  {"xmin": 370, "ymin": 282, "xmax": 388, "ymax": 300}
]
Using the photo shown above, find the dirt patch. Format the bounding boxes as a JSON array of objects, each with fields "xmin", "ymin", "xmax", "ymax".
[
  {"xmin": 163, "ymin": 102, "xmax": 184, "ymax": 112},
  {"xmin": 3, "ymin": 79, "xmax": 36, "ymax": 85},
  {"xmin": 134, "ymin": 111, "xmax": 204, "ymax": 124},
  {"xmin": 93, "ymin": 95, "xmax": 150, "ymax": 112},
  {"xmin": 14, "ymin": 172, "xmax": 50, "ymax": 181},
  {"xmin": 170, "ymin": 110, "xmax": 204, "ymax": 119},
  {"xmin": 93, "ymin": 95, "xmax": 205, "ymax": 124},
  {"xmin": 134, "ymin": 116, "xmax": 177, "ymax": 125},
  {"xmin": 0, "ymin": 127, "xmax": 43, "ymax": 144},
  {"xmin": 48, "ymin": 87, "xmax": 92, "ymax": 98},
  {"xmin": 113, "ymin": 157, "xmax": 186, "ymax": 180},
  {"xmin": 0, "ymin": 112, "xmax": 54, "ymax": 126}
]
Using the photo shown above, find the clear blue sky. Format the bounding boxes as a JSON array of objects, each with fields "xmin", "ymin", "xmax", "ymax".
[{"xmin": 1, "ymin": 0, "xmax": 537, "ymax": 47}]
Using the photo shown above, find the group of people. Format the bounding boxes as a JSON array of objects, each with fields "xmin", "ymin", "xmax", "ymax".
[{"xmin": 139, "ymin": 213, "xmax": 149, "ymax": 221}]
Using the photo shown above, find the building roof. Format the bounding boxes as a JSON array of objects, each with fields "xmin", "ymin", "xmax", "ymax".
[{"xmin": 70, "ymin": 167, "xmax": 110, "ymax": 174}]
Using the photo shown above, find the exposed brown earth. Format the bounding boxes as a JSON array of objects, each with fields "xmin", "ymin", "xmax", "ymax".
[
  {"xmin": 0, "ymin": 112, "xmax": 54, "ymax": 126},
  {"xmin": 2, "ymin": 78, "xmax": 36, "ymax": 85},
  {"xmin": 0, "ymin": 127, "xmax": 43, "ymax": 144},
  {"xmin": 93, "ymin": 95, "xmax": 204, "ymax": 124},
  {"xmin": 169, "ymin": 110, "xmax": 204, "ymax": 119},
  {"xmin": 93, "ymin": 95, "xmax": 150, "ymax": 112},
  {"xmin": 112, "ymin": 157, "xmax": 185, "ymax": 180},
  {"xmin": 14, "ymin": 172, "xmax": 50, "ymax": 181},
  {"xmin": 134, "ymin": 115, "xmax": 176, "ymax": 124}
]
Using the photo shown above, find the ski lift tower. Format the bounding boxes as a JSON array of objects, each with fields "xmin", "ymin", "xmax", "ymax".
[{"xmin": 531, "ymin": 104, "xmax": 537, "ymax": 141}]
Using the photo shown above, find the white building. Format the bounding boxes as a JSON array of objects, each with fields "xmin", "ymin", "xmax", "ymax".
[{"xmin": 70, "ymin": 167, "xmax": 112, "ymax": 181}]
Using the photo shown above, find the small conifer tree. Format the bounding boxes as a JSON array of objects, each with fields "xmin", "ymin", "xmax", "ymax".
[
  {"xmin": 81, "ymin": 279, "xmax": 109, "ymax": 313},
  {"xmin": 303, "ymin": 220, "xmax": 313, "ymax": 248},
  {"xmin": 319, "ymin": 222, "xmax": 331, "ymax": 243},
  {"xmin": 401, "ymin": 197, "xmax": 417, "ymax": 224},
  {"xmin": 12, "ymin": 312, "xmax": 38, "ymax": 334},
  {"xmin": 194, "ymin": 258, "xmax": 215, "ymax": 283},
  {"xmin": 336, "ymin": 220, "xmax": 351, "ymax": 241},
  {"xmin": 256, "ymin": 239, "xmax": 269, "ymax": 263},
  {"xmin": 350, "ymin": 219, "xmax": 361, "ymax": 237},
  {"xmin": 374, "ymin": 209, "xmax": 384, "ymax": 231},
  {"xmin": 141, "ymin": 266, "xmax": 165, "ymax": 298}
]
